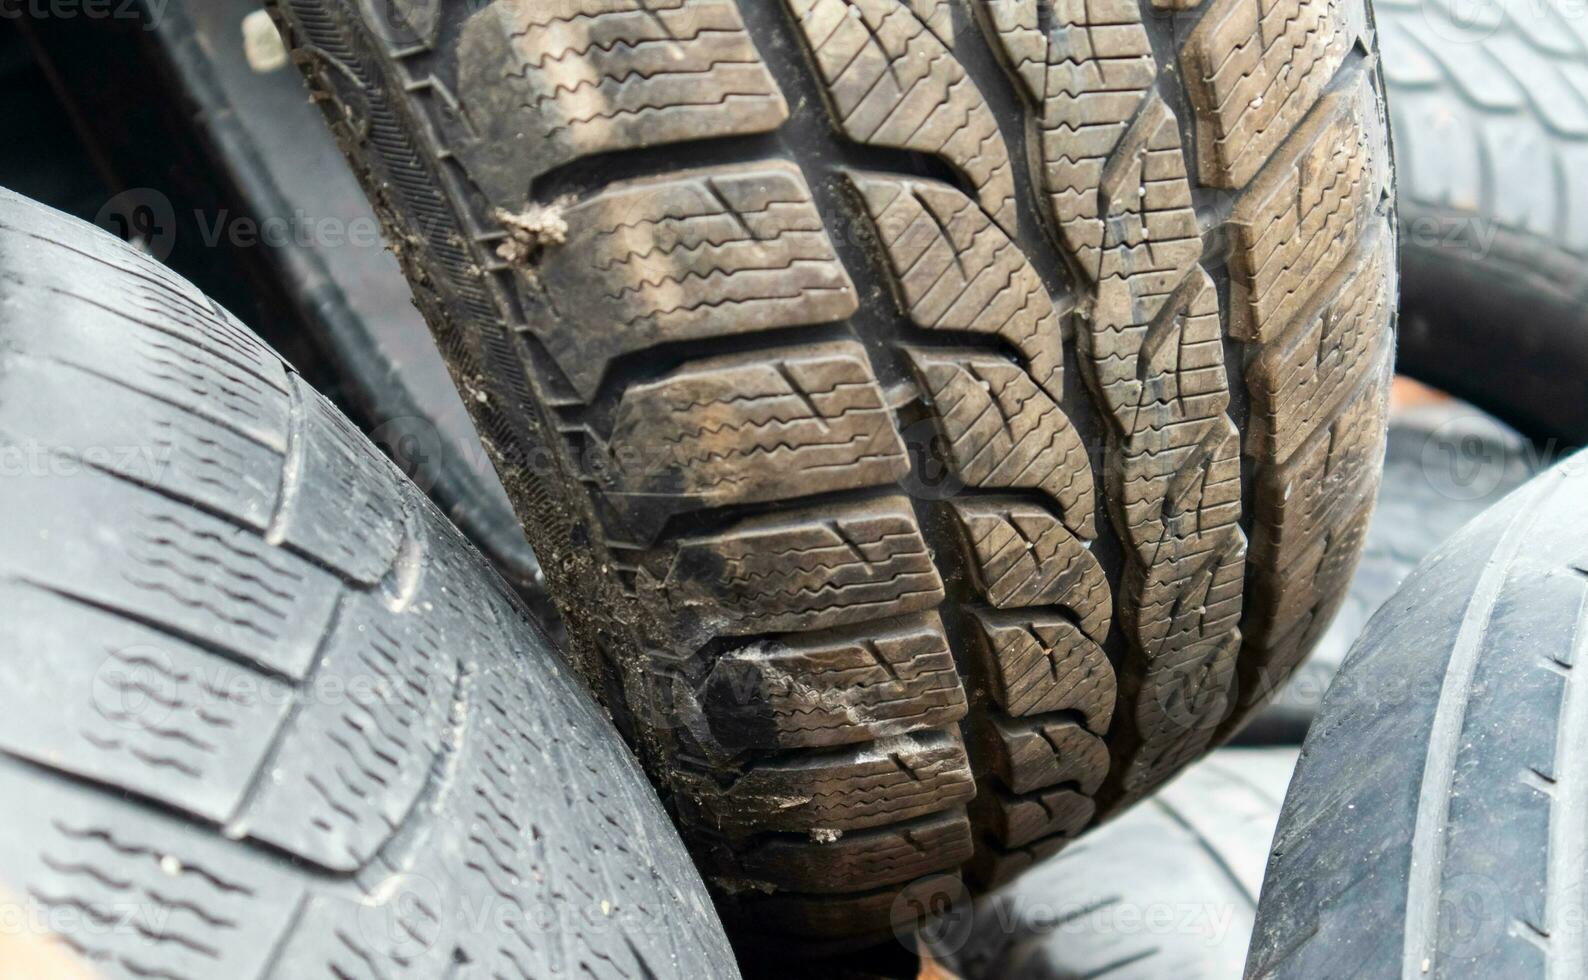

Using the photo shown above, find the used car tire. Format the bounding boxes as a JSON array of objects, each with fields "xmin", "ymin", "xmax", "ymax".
[
  {"xmin": 1381, "ymin": 0, "xmax": 1588, "ymax": 443},
  {"xmin": 0, "ymin": 189, "xmax": 737, "ymax": 979},
  {"xmin": 265, "ymin": 0, "xmax": 1398, "ymax": 938},
  {"xmin": 944, "ymin": 747, "xmax": 1297, "ymax": 980},
  {"xmin": 1247, "ymin": 448, "xmax": 1588, "ymax": 977}
]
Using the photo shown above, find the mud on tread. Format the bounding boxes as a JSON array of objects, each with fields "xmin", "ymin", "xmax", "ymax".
[
  {"xmin": 266, "ymin": 0, "xmax": 1397, "ymax": 938},
  {"xmin": 0, "ymin": 190, "xmax": 736, "ymax": 978}
]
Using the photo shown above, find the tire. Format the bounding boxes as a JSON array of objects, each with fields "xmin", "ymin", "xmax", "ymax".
[
  {"xmin": 264, "ymin": 0, "xmax": 1398, "ymax": 938},
  {"xmin": 1381, "ymin": 0, "xmax": 1588, "ymax": 443},
  {"xmin": 29, "ymin": 0, "xmax": 550, "ymax": 609},
  {"xmin": 943, "ymin": 747, "xmax": 1297, "ymax": 980},
  {"xmin": 1246, "ymin": 448, "xmax": 1588, "ymax": 978},
  {"xmin": 0, "ymin": 189, "xmax": 737, "ymax": 979},
  {"xmin": 1240, "ymin": 402, "xmax": 1540, "ymax": 742}
]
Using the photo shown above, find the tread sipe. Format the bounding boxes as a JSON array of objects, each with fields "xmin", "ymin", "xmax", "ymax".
[
  {"xmin": 0, "ymin": 189, "xmax": 737, "ymax": 979},
  {"xmin": 1247, "ymin": 449, "xmax": 1588, "ymax": 979},
  {"xmin": 265, "ymin": 0, "xmax": 1397, "ymax": 938}
]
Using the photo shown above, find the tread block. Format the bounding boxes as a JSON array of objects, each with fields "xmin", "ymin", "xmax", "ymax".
[
  {"xmin": 680, "ymin": 729, "xmax": 975, "ymax": 835},
  {"xmin": 0, "ymin": 264, "xmax": 291, "ymax": 451},
  {"xmin": 906, "ymin": 349, "xmax": 1095, "ymax": 539},
  {"xmin": 968, "ymin": 610, "xmax": 1113, "ymax": 726},
  {"xmin": 275, "ymin": 380, "xmax": 408, "ymax": 585},
  {"xmin": 242, "ymin": 595, "xmax": 462, "ymax": 871},
  {"xmin": 0, "ymin": 354, "xmax": 283, "ymax": 530},
  {"xmin": 973, "ymin": 783, "xmax": 1094, "ymax": 848},
  {"xmin": 608, "ymin": 342, "xmax": 909, "ymax": 534},
  {"xmin": 1246, "ymin": 225, "xmax": 1395, "ymax": 464},
  {"xmin": 725, "ymin": 809, "xmax": 974, "ymax": 893},
  {"xmin": 850, "ymin": 173, "xmax": 1064, "ymax": 400},
  {"xmin": 0, "ymin": 761, "xmax": 306, "ymax": 980},
  {"xmin": 1228, "ymin": 75, "xmax": 1388, "ymax": 342},
  {"xmin": 984, "ymin": 1, "xmax": 1201, "ymax": 296},
  {"xmin": 0, "ymin": 582, "xmax": 292, "ymax": 821},
  {"xmin": 979, "ymin": 714, "xmax": 1110, "ymax": 795},
  {"xmin": 534, "ymin": 163, "xmax": 858, "ymax": 398},
  {"xmin": 0, "ymin": 470, "xmax": 341, "ymax": 681},
  {"xmin": 454, "ymin": 0, "xmax": 788, "ymax": 198},
  {"xmin": 948, "ymin": 499, "xmax": 1110, "ymax": 628},
  {"xmin": 787, "ymin": 0, "xmax": 1017, "ymax": 233},
  {"xmin": 660, "ymin": 496, "xmax": 944, "ymax": 636},
  {"xmin": 1181, "ymin": 0, "xmax": 1360, "ymax": 188},
  {"xmin": 700, "ymin": 615, "xmax": 968, "ymax": 752},
  {"xmin": 1248, "ymin": 371, "xmax": 1389, "ymax": 645}
]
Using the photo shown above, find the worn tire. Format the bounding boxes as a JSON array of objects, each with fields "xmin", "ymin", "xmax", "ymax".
[
  {"xmin": 1382, "ymin": 0, "xmax": 1588, "ymax": 443},
  {"xmin": 265, "ymin": 0, "xmax": 1398, "ymax": 938},
  {"xmin": 943, "ymin": 747, "xmax": 1296, "ymax": 980},
  {"xmin": 1240, "ymin": 402, "xmax": 1540, "ymax": 742},
  {"xmin": 1247, "ymin": 448, "xmax": 1588, "ymax": 977},
  {"xmin": 0, "ymin": 189, "xmax": 737, "ymax": 979}
]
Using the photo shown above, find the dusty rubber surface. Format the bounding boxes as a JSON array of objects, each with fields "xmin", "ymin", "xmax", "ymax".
[
  {"xmin": 265, "ymin": 0, "xmax": 1397, "ymax": 938},
  {"xmin": 1248, "ymin": 448, "xmax": 1588, "ymax": 978},
  {"xmin": 1382, "ymin": 0, "xmax": 1588, "ymax": 442},
  {"xmin": 0, "ymin": 189, "xmax": 736, "ymax": 979}
]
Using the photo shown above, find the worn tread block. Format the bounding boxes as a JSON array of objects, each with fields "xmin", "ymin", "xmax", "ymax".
[
  {"xmin": 0, "ymin": 187, "xmax": 739, "ymax": 977},
  {"xmin": 455, "ymin": 0, "xmax": 789, "ymax": 201},
  {"xmin": 1245, "ymin": 226, "xmax": 1395, "ymax": 464},
  {"xmin": 787, "ymin": 0, "xmax": 1017, "ymax": 233},
  {"xmin": 241, "ymin": 595, "xmax": 462, "ymax": 870},
  {"xmin": 0, "ymin": 582, "xmax": 292, "ymax": 821},
  {"xmin": 609, "ymin": 342, "xmax": 909, "ymax": 535},
  {"xmin": 979, "ymin": 714, "xmax": 1110, "ymax": 795},
  {"xmin": 949, "ymin": 499, "xmax": 1111, "ymax": 626},
  {"xmin": 0, "ymin": 354, "xmax": 284, "ymax": 530},
  {"xmin": 1181, "ymin": 0, "xmax": 1359, "ymax": 189},
  {"xmin": 660, "ymin": 496, "xmax": 945, "ymax": 636},
  {"xmin": 533, "ymin": 163, "xmax": 858, "ymax": 398},
  {"xmin": 0, "ymin": 469, "xmax": 340, "ymax": 680},
  {"xmin": 851, "ymin": 173, "xmax": 1065, "ymax": 401},
  {"xmin": 968, "ymin": 610, "xmax": 1114, "ymax": 725},
  {"xmin": 1227, "ymin": 77, "xmax": 1387, "ymax": 342},
  {"xmin": 679, "ymin": 729, "xmax": 975, "ymax": 835},
  {"xmin": 907, "ymin": 349, "xmax": 1095, "ymax": 539},
  {"xmin": 699, "ymin": 615, "xmax": 968, "ymax": 752},
  {"xmin": 972, "ymin": 783, "xmax": 1095, "ymax": 849},
  {"xmin": 0, "ymin": 764, "xmax": 306, "ymax": 980}
]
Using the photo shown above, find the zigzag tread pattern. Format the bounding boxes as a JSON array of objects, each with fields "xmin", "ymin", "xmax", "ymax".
[
  {"xmin": 784, "ymin": 0, "xmax": 1018, "ymax": 234},
  {"xmin": 984, "ymin": 0, "xmax": 1250, "ymax": 797}
]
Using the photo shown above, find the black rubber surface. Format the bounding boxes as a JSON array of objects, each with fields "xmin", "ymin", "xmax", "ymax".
[
  {"xmin": 0, "ymin": 187, "xmax": 737, "ymax": 979},
  {"xmin": 942, "ymin": 748, "xmax": 1297, "ymax": 980},
  {"xmin": 1247, "ymin": 447, "xmax": 1588, "ymax": 977},
  {"xmin": 1382, "ymin": 0, "xmax": 1588, "ymax": 443},
  {"xmin": 1241, "ymin": 402, "xmax": 1541, "ymax": 742}
]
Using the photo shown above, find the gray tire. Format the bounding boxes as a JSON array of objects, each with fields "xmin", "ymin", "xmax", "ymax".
[
  {"xmin": 1248, "ymin": 448, "xmax": 1588, "ymax": 977},
  {"xmin": 0, "ymin": 188, "xmax": 737, "ymax": 979}
]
